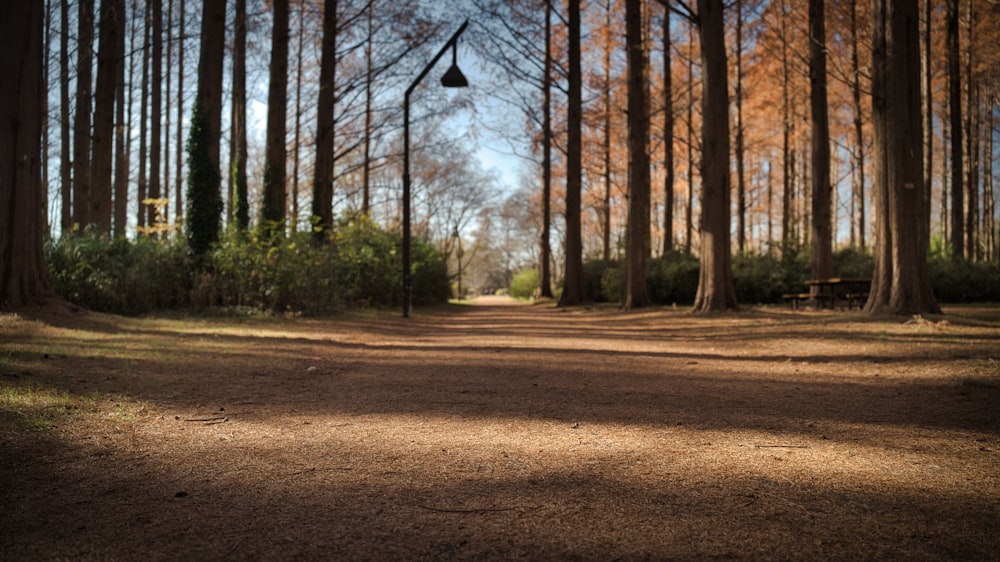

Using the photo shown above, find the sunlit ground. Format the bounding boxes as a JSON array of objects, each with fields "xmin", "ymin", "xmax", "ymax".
[{"xmin": 1, "ymin": 303, "xmax": 998, "ymax": 559}]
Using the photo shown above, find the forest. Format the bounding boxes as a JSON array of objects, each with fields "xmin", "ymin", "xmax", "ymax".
[{"xmin": 2, "ymin": 0, "xmax": 1000, "ymax": 315}]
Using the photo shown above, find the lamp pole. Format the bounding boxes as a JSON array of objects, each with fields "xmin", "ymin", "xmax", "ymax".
[{"xmin": 403, "ymin": 20, "xmax": 469, "ymax": 318}]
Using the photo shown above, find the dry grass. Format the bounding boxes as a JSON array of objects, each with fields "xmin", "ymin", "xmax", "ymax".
[{"xmin": 1, "ymin": 298, "xmax": 998, "ymax": 560}]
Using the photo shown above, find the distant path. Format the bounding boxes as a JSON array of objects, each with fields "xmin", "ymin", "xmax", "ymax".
[{"xmin": 466, "ymin": 294, "xmax": 526, "ymax": 306}]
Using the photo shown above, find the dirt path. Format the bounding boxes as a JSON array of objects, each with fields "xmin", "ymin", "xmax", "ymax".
[{"xmin": 2, "ymin": 303, "xmax": 999, "ymax": 560}]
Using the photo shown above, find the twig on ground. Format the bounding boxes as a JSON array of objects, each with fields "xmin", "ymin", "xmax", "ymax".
[
  {"xmin": 754, "ymin": 444, "xmax": 809, "ymax": 449},
  {"xmin": 183, "ymin": 416, "xmax": 228, "ymax": 424},
  {"xmin": 418, "ymin": 504, "xmax": 540, "ymax": 514}
]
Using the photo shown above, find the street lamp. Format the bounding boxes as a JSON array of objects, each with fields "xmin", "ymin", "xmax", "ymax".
[{"xmin": 403, "ymin": 20, "xmax": 469, "ymax": 318}]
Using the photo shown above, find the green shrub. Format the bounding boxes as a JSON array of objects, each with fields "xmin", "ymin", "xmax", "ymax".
[
  {"xmin": 46, "ymin": 217, "xmax": 451, "ymax": 315},
  {"xmin": 509, "ymin": 269, "xmax": 539, "ymax": 300},
  {"xmin": 46, "ymin": 234, "xmax": 192, "ymax": 315},
  {"xmin": 647, "ymin": 252, "xmax": 700, "ymax": 305},
  {"xmin": 929, "ymin": 256, "xmax": 1000, "ymax": 303}
]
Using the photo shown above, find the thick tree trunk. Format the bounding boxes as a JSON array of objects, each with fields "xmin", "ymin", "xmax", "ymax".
[
  {"xmin": 231, "ymin": 0, "xmax": 249, "ymax": 231},
  {"xmin": 865, "ymin": 0, "xmax": 939, "ymax": 316},
  {"xmin": 559, "ymin": 0, "xmax": 585, "ymax": 307},
  {"xmin": 312, "ymin": 0, "xmax": 337, "ymax": 237},
  {"xmin": 602, "ymin": 0, "xmax": 613, "ymax": 263},
  {"xmin": 73, "ymin": 0, "xmax": 95, "ymax": 230},
  {"xmin": 809, "ymin": 0, "xmax": 832, "ymax": 281},
  {"xmin": 91, "ymin": 0, "xmax": 123, "ymax": 235},
  {"xmin": 262, "ymin": 0, "xmax": 290, "ymax": 237},
  {"xmin": 1, "ymin": 1, "xmax": 50, "ymax": 307},
  {"xmin": 692, "ymin": 0, "xmax": 737, "ymax": 312},
  {"xmin": 624, "ymin": 0, "xmax": 650, "ymax": 310}
]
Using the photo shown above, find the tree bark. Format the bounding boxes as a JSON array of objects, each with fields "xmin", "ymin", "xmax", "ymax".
[
  {"xmin": 175, "ymin": 0, "xmax": 185, "ymax": 228},
  {"xmin": 540, "ymin": 0, "xmax": 553, "ymax": 298},
  {"xmin": 184, "ymin": 0, "xmax": 226, "ymax": 258},
  {"xmin": 946, "ymin": 0, "xmax": 964, "ymax": 259},
  {"xmin": 662, "ymin": 0, "xmax": 674, "ymax": 255},
  {"xmin": 137, "ymin": 1, "xmax": 150, "ymax": 233},
  {"xmin": 809, "ymin": 0, "xmax": 832, "ymax": 282},
  {"xmin": 231, "ymin": 0, "xmax": 249, "ymax": 231},
  {"xmin": 624, "ymin": 0, "xmax": 650, "ymax": 310},
  {"xmin": 262, "ymin": 0, "xmax": 290, "ymax": 237},
  {"xmin": 291, "ymin": 1, "xmax": 304, "ymax": 234},
  {"xmin": 1, "ymin": 1, "xmax": 51, "ymax": 307},
  {"xmin": 148, "ymin": 0, "xmax": 163, "ymax": 232},
  {"xmin": 865, "ymin": 0, "xmax": 939, "ymax": 316},
  {"xmin": 91, "ymin": 0, "xmax": 123, "ymax": 235},
  {"xmin": 73, "ymin": 0, "xmax": 95, "ymax": 230},
  {"xmin": 113, "ymin": 0, "xmax": 129, "ymax": 238},
  {"xmin": 60, "ymin": 0, "xmax": 72, "ymax": 236},
  {"xmin": 735, "ymin": 0, "xmax": 746, "ymax": 254},
  {"xmin": 850, "ymin": 0, "xmax": 866, "ymax": 248},
  {"xmin": 559, "ymin": 0, "xmax": 585, "ymax": 307},
  {"xmin": 312, "ymin": 0, "xmax": 337, "ymax": 237},
  {"xmin": 692, "ymin": 0, "xmax": 737, "ymax": 312}
]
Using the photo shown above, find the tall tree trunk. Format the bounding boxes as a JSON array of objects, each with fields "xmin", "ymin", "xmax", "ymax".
[
  {"xmin": 42, "ymin": 0, "xmax": 51, "ymax": 229},
  {"xmin": 685, "ymin": 21, "xmax": 695, "ymax": 255},
  {"xmin": 602, "ymin": 0, "xmax": 612, "ymax": 262},
  {"xmin": 624, "ymin": 0, "xmax": 650, "ymax": 310},
  {"xmin": 312, "ymin": 0, "xmax": 336, "ymax": 237},
  {"xmin": 148, "ymin": 0, "xmax": 163, "ymax": 233},
  {"xmin": 91, "ymin": 0, "xmax": 122, "ymax": 235},
  {"xmin": 850, "ymin": 0, "xmax": 866, "ymax": 248},
  {"xmin": 559, "ymin": 0, "xmax": 585, "ymax": 307},
  {"xmin": 781, "ymin": 0, "xmax": 792, "ymax": 249},
  {"xmin": 175, "ymin": 0, "xmax": 184, "ymax": 228},
  {"xmin": 164, "ymin": 0, "xmax": 172, "ymax": 227},
  {"xmin": 362, "ymin": 1, "xmax": 374, "ymax": 216},
  {"xmin": 946, "ymin": 0, "xmax": 964, "ymax": 259},
  {"xmin": 865, "ymin": 0, "xmax": 939, "ymax": 315},
  {"xmin": 262, "ymin": 0, "xmax": 290, "ymax": 237},
  {"xmin": 922, "ymin": 0, "xmax": 932, "ymax": 243},
  {"xmin": 1, "ymin": 1, "xmax": 50, "ymax": 307},
  {"xmin": 184, "ymin": 0, "xmax": 226, "ymax": 258},
  {"xmin": 231, "ymin": 0, "xmax": 249, "ymax": 230},
  {"xmin": 964, "ymin": 0, "xmax": 975, "ymax": 259},
  {"xmin": 59, "ymin": 0, "xmax": 71, "ymax": 235},
  {"xmin": 137, "ymin": 1, "xmax": 149, "ymax": 233},
  {"xmin": 291, "ymin": 1, "xmax": 304, "ymax": 234},
  {"xmin": 662, "ymin": 0, "xmax": 674, "ymax": 255},
  {"xmin": 809, "ymin": 0, "xmax": 832, "ymax": 282},
  {"xmin": 113, "ymin": 0, "xmax": 129, "ymax": 238},
  {"xmin": 735, "ymin": 0, "xmax": 746, "ymax": 254},
  {"xmin": 73, "ymin": 0, "xmax": 95, "ymax": 230},
  {"xmin": 540, "ymin": 0, "xmax": 553, "ymax": 298},
  {"xmin": 692, "ymin": 0, "xmax": 737, "ymax": 312}
]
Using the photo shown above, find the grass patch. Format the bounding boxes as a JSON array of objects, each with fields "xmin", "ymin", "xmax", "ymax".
[{"xmin": 0, "ymin": 385, "xmax": 92, "ymax": 433}]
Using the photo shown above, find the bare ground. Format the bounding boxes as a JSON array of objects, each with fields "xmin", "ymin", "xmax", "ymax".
[{"xmin": 1, "ymin": 297, "xmax": 999, "ymax": 561}]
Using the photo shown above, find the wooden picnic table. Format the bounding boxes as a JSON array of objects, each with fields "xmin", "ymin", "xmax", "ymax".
[{"xmin": 803, "ymin": 277, "xmax": 871, "ymax": 309}]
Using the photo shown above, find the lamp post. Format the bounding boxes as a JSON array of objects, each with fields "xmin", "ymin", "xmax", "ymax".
[{"xmin": 403, "ymin": 20, "xmax": 469, "ymax": 318}]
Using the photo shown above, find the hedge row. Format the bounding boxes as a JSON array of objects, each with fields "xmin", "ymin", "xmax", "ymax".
[{"xmin": 46, "ymin": 218, "xmax": 450, "ymax": 315}]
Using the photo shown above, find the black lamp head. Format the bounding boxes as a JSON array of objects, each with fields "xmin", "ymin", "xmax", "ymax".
[{"xmin": 440, "ymin": 44, "xmax": 468, "ymax": 88}]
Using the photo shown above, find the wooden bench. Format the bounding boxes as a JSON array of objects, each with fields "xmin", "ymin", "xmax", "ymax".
[{"xmin": 782, "ymin": 293, "xmax": 812, "ymax": 309}]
